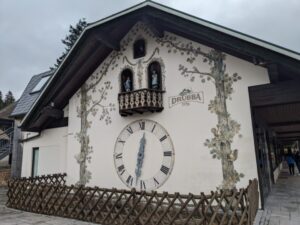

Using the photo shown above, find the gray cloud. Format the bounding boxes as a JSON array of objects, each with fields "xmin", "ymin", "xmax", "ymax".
[{"xmin": 0, "ymin": 0, "xmax": 299, "ymax": 99}]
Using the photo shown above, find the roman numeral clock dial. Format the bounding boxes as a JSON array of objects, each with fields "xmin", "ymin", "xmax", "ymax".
[{"xmin": 114, "ymin": 119, "xmax": 175, "ymax": 191}]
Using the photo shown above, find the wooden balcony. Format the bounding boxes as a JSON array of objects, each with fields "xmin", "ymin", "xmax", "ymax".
[{"xmin": 118, "ymin": 89, "xmax": 164, "ymax": 116}]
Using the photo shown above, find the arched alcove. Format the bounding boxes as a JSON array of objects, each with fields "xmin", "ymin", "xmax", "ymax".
[
  {"xmin": 120, "ymin": 69, "xmax": 133, "ymax": 92},
  {"xmin": 147, "ymin": 61, "xmax": 162, "ymax": 90}
]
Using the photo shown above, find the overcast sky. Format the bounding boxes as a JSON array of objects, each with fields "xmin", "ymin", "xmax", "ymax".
[{"xmin": 0, "ymin": 0, "xmax": 299, "ymax": 99}]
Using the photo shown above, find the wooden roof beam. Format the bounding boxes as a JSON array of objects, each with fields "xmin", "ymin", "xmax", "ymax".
[
  {"xmin": 277, "ymin": 131, "xmax": 300, "ymax": 135},
  {"xmin": 41, "ymin": 106, "xmax": 64, "ymax": 119},
  {"xmin": 278, "ymin": 137, "xmax": 300, "ymax": 141},
  {"xmin": 148, "ymin": 10, "xmax": 300, "ymax": 75},
  {"xmin": 141, "ymin": 15, "xmax": 164, "ymax": 38},
  {"xmin": 96, "ymin": 33, "xmax": 120, "ymax": 51},
  {"xmin": 249, "ymin": 80, "xmax": 300, "ymax": 107},
  {"xmin": 269, "ymin": 121, "xmax": 300, "ymax": 127},
  {"xmin": 267, "ymin": 63, "xmax": 280, "ymax": 83}
]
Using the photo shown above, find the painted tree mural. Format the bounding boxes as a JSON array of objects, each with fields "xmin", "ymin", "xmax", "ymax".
[
  {"xmin": 74, "ymin": 23, "xmax": 151, "ymax": 185},
  {"xmin": 75, "ymin": 51, "xmax": 121, "ymax": 185},
  {"xmin": 157, "ymin": 34, "xmax": 244, "ymax": 189}
]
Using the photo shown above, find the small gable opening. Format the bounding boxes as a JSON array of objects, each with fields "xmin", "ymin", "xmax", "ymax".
[
  {"xmin": 133, "ymin": 39, "xmax": 146, "ymax": 59},
  {"xmin": 121, "ymin": 69, "xmax": 133, "ymax": 92},
  {"xmin": 148, "ymin": 61, "xmax": 162, "ymax": 90}
]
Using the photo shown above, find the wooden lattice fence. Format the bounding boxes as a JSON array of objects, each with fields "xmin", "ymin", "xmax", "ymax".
[{"xmin": 6, "ymin": 174, "xmax": 259, "ymax": 225}]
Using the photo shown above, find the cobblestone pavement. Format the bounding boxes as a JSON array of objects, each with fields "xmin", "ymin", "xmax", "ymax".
[
  {"xmin": 256, "ymin": 165, "xmax": 300, "ymax": 225},
  {"xmin": 0, "ymin": 187, "xmax": 98, "ymax": 225}
]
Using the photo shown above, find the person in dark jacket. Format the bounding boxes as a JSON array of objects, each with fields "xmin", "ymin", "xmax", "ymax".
[
  {"xmin": 286, "ymin": 153, "xmax": 296, "ymax": 175},
  {"xmin": 294, "ymin": 151, "xmax": 300, "ymax": 174}
]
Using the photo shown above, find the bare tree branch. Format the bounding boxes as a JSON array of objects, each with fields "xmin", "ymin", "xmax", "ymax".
[
  {"xmin": 86, "ymin": 87, "xmax": 108, "ymax": 114},
  {"xmin": 158, "ymin": 38, "xmax": 212, "ymax": 59},
  {"xmin": 87, "ymin": 52, "xmax": 121, "ymax": 91},
  {"xmin": 187, "ymin": 67, "xmax": 214, "ymax": 78},
  {"xmin": 87, "ymin": 101, "xmax": 109, "ymax": 115}
]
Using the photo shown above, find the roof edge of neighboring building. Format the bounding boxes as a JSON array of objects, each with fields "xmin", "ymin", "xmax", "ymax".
[{"xmin": 10, "ymin": 70, "xmax": 54, "ymax": 118}]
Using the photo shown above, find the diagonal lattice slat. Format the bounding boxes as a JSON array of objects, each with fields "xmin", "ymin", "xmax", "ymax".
[{"xmin": 6, "ymin": 173, "xmax": 259, "ymax": 225}]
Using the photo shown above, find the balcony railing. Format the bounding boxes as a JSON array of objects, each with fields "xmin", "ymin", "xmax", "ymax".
[{"xmin": 118, "ymin": 88, "xmax": 164, "ymax": 116}]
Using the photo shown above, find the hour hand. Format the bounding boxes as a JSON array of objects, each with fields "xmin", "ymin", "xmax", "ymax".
[{"xmin": 135, "ymin": 133, "xmax": 146, "ymax": 184}]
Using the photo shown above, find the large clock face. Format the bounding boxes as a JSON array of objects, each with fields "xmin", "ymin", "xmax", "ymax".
[{"xmin": 114, "ymin": 119, "xmax": 175, "ymax": 191}]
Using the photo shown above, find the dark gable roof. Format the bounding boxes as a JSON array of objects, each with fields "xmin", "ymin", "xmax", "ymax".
[
  {"xmin": 20, "ymin": 0, "xmax": 300, "ymax": 131},
  {"xmin": 11, "ymin": 70, "xmax": 53, "ymax": 118}
]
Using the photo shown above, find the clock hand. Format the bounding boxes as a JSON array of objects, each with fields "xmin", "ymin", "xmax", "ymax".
[{"xmin": 135, "ymin": 133, "xmax": 146, "ymax": 185}]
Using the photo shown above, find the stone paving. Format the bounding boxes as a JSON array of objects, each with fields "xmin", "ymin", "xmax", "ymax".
[
  {"xmin": 255, "ymin": 165, "xmax": 300, "ymax": 225},
  {"xmin": 0, "ymin": 187, "xmax": 98, "ymax": 225}
]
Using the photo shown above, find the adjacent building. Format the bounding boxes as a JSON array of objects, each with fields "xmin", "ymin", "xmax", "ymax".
[
  {"xmin": 0, "ymin": 103, "xmax": 15, "ymax": 185},
  {"xmin": 10, "ymin": 70, "xmax": 53, "ymax": 177}
]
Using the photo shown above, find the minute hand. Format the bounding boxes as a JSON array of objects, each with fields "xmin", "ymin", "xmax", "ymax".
[{"xmin": 135, "ymin": 133, "xmax": 146, "ymax": 185}]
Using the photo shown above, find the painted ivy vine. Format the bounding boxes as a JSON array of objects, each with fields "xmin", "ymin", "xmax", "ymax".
[
  {"xmin": 75, "ymin": 34, "xmax": 134, "ymax": 185},
  {"xmin": 75, "ymin": 54, "xmax": 118, "ymax": 185},
  {"xmin": 157, "ymin": 34, "xmax": 244, "ymax": 189}
]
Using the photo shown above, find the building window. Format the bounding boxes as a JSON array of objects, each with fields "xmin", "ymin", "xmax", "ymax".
[
  {"xmin": 121, "ymin": 69, "xmax": 133, "ymax": 92},
  {"xmin": 31, "ymin": 147, "xmax": 39, "ymax": 177},
  {"xmin": 31, "ymin": 75, "xmax": 51, "ymax": 93},
  {"xmin": 148, "ymin": 61, "xmax": 162, "ymax": 90},
  {"xmin": 133, "ymin": 39, "xmax": 146, "ymax": 59}
]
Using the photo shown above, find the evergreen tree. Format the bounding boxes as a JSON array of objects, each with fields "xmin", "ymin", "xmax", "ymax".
[
  {"xmin": 0, "ymin": 91, "xmax": 4, "ymax": 110},
  {"xmin": 52, "ymin": 18, "xmax": 88, "ymax": 69},
  {"xmin": 4, "ymin": 91, "xmax": 15, "ymax": 106}
]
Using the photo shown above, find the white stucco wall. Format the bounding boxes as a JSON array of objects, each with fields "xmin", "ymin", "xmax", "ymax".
[
  {"xmin": 21, "ymin": 127, "xmax": 68, "ymax": 177},
  {"xmin": 21, "ymin": 23, "xmax": 270, "ymax": 194},
  {"xmin": 64, "ymin": 23, "xmax": 270, "ymax": 194}
]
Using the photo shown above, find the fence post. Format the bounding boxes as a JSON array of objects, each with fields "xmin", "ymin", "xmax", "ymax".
[{"xmin": 247, "ymin": 179, "xmax": 259, "ymax": 225}]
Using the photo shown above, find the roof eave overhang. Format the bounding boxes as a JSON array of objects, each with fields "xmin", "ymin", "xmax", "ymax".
[
  {"xmin": 89, "ymin": 1, "xmax": 300, "ymax": 60},
  {"xmin": 20, "ymin": 0, "xmax": 300, "ymax": 132}
]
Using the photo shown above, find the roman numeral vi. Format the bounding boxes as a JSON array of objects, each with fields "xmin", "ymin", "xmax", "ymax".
[{"xmin": 140, "ymin": 180, "xmax": 146, "ymax": 190}]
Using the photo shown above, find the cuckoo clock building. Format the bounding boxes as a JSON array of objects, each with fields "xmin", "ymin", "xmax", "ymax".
[{"xmin": 18, "ymin": 1, "xmax": 300, "ymax": 207}]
